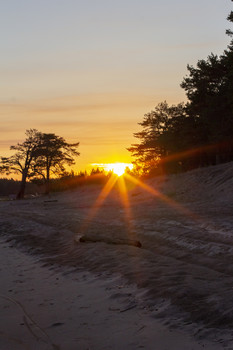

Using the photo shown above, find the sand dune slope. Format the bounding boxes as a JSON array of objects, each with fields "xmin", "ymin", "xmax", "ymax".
[{"xmin": 1, "ymin": 162, "xmax": 233, "ymax": 349}]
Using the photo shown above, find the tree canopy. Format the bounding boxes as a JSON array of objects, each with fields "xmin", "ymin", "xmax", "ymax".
[
  {"xmin": 128, "ymin": 3, "xmax": 233, "ymax": 175},
  {"xmin": 33, "ymin": 133, "xmax": 80, "ymax": 194}
]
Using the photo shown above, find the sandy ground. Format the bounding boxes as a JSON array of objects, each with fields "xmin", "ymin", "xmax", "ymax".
[{"xmin": 1, "ymin": 162, "xmax": 233, "ymax": 349}]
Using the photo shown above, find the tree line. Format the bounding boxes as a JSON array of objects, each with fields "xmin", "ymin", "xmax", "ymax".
[
  {"xmin": 0, "ymin": 130, "xmax": 116, "ymax": 199},
  {"xmin": 128, "ymin": 5, "xmax": 233, "ymax": 175}
]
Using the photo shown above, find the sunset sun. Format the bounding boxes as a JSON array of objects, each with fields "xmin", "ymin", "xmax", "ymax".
[{"xmin": 105, "ymin": 163, "xmax": 133, "ymax": 176}]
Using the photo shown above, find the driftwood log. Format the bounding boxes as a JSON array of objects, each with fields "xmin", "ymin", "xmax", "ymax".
[{"xmin": 74, "ymin": 234, "xmax": 142, "ymax": 248}]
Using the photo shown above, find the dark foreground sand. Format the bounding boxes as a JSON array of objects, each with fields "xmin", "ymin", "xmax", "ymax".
[
  {"xmin": 1, "ymin": 162, "xmax": 233, "ymax": 349},
  {"xmin": 0, "ymin": 239, "xmax": 219, "ymax": 350}
]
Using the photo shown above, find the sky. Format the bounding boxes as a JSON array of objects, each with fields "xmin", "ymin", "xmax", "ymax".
[{"xmin": 0, "ymin": 0, "xmax": 232, "ymax": 174}]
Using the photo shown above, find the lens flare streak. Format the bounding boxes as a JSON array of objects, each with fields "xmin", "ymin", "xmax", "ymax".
[
  {"xmin": 82, "ymin": 173, "xmax": 118, "ymax": 228},
  {"xmin": 81, "ymin": 170, "xmax": 201, "ymax": 235},
  {"xmin": 117, "ymin": 175, "xmax": 134, "ymax": 233},
  {"xmin": 124, "ymin": 173, "xmax": 199, "ymax": 221}
]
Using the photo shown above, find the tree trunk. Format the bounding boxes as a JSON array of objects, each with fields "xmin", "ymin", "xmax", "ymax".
[
  {"xmin": 16, "ymin": 172, "xmax": 27, "ymax": 200},
  {"xmin": 45, "ymin": 166, "xmax": 50, "ymax": 195}
]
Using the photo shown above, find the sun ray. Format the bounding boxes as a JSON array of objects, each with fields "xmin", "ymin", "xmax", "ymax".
[
  {"xmin": 117, "ymin": 175, "xmax": 134, "ymax": 233},
  {"xmin": 80, "ymin": 162, "xmax": 204, "ymax": 238},
  {"xmin": 124, "ymin": 173, "xmax": 199, "ymax": 221},
  {"xmin": 81, "ymin": 173, "xmax": 118, "ymax": 229}
]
